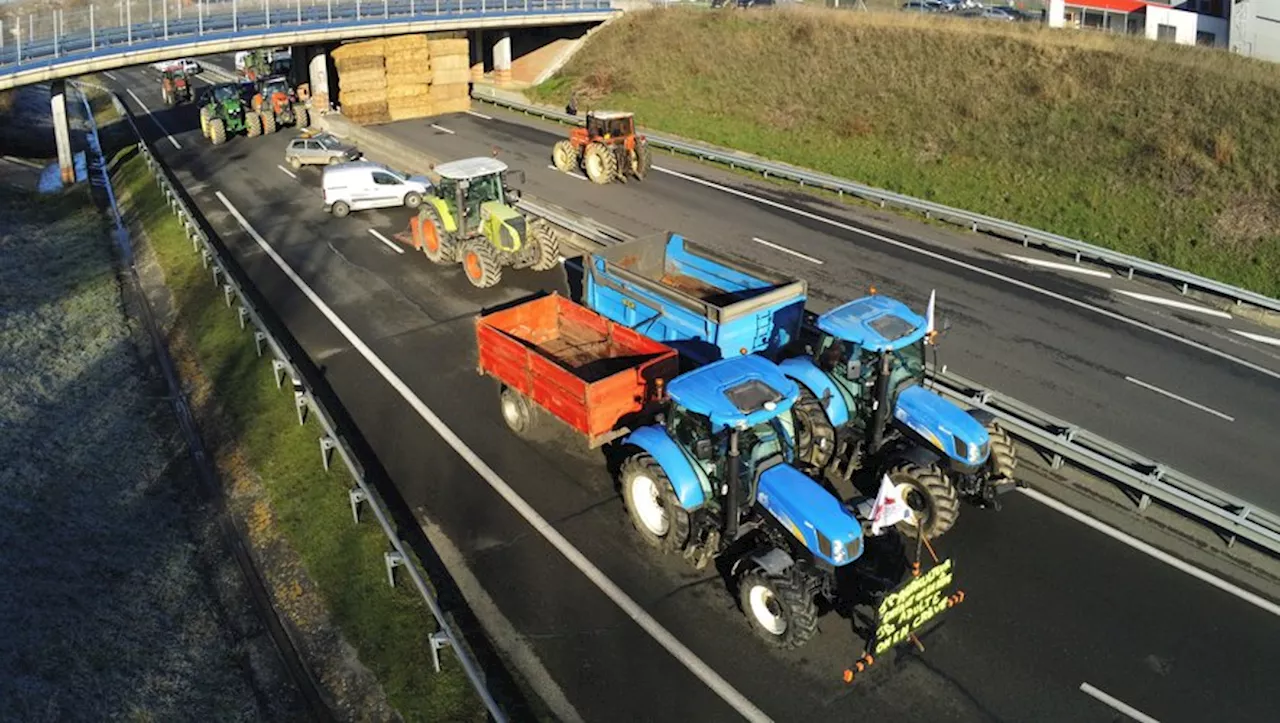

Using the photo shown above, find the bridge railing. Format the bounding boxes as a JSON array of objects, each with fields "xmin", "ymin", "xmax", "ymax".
[{"xmin": 0, "ymin": 0, "xmax": 612, "ymax": 69}]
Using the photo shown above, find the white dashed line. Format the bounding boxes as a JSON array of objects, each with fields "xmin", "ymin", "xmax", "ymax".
[
  {"xmin": 1079, "ymin": 682, "xmax": 1161, "ymax": 723},
  {"xmin": 1124, "ymin": 376, "xmax": 1235, "ymax": 422},
  {"xmin": 276, "ymin": 164, "xmax": 297, "ymax": 179},
  {"xmin": 430, "ymin": 123, "xmax": 455, "ymax": 135},
  {"xmin": 126, "ymin": 89, "xmax": 181, "ymax": 149},
  {"xmin": 466, "ymin": 110, "xmax": 494, "ymax": 120},
  {"xmin": 547, "ymin": 164, "xmax": 587, "ymax": 181},
  {"xmin": 368, "ymin": 228, "xmax": 404, "ymax": 254},
  {"xmin": 103, "ymin": 70, "xmax": 119, "ymax": 80},
  {"xmin": 213, "ymin": 191, "xmax": 774, "ymax": 723},
  {"xmin": 1001, "ymin": 253, "xmax": 1112, "ymax": 278},
  {"xmin": 650, "ymin": 164, "xmax": 1280, "ymax": 383},
  {"xmin": 752, "ymin": 236, "xmax": 824, "ymax": 265},
  {"xmin": 1229, "ymin": 329, "xmax": 1280, "ymax": 347},
  {"xmin": 1113, "ymin": 289, "xmax": 1233, "ymax": 319}
]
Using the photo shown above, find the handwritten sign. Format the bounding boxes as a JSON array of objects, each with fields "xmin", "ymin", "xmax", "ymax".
[{"xmin": 872, "ymin": 559, "xmax": 956, "ymax": 655}]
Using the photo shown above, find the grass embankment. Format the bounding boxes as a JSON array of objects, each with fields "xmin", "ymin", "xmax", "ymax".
[
  {"xmin": 532, "ymin": 7, "xmax": 1280, "ymax": 296},
  {"xmin": 108, "ymin": 129, "xmax": 484, "ymax": 719}
]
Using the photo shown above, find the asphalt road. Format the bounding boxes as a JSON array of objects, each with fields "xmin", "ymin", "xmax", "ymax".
[{"xmin": 104, "ymin": 62, "xmax": 1280, "ymax": 723}]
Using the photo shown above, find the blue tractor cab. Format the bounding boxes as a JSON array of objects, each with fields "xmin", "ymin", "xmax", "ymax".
[{"xmin": 616, "ymin": 355, "xmax": 867, "ymax": 648}]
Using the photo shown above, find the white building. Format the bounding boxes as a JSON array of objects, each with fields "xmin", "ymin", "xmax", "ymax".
[
  {"xmin": 1047, "ymin": 0, "xmax": 1223, "ymax": 46},
  {"xmin": 1228, "ymin": 0, "xmax": 1280, "ymax": 62}
]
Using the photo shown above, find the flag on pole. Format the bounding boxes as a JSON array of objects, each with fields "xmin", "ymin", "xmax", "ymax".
[
  {"xmin": 925, "ymin": 289, "xmax": 937, "ymax": 337},
  {"xmin": 870, "ymin": 474, "xmax": 914, "ymax": 536}
]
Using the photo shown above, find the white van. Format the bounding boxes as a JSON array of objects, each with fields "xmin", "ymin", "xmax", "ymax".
[{"xmin": 322, "ymin": 161, "xmax": 432, "ymax": 218}]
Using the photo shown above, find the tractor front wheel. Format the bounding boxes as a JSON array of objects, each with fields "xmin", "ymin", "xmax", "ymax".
[
  {"xmin": 528, "ymin": 219, "xmax": 561, "ymax": 271},
  {"xmin": 886, "ymin": 460, "xmax": 959, "ymax": 540},
  {"xmin": 583, "ymin": 142, "xmax": 617, "ymax": 184},
  {"xmin": 261, "ymin": 110, "xmax": 277, "ymax": 135},
  {"xmin": 199, "ymin": 107, "xmax": 212, "ymax": 137},
  {"xmin": 791, "ymin": 386, "xmax": 836, "ymax": 471},
  {"xmin": 417, "ymin": 205, "xmax": 456, "ymax": 264},
  {"xmin": 552, "ymin": 140, "xmax": 580, "ymax": 173},
  {"xmin": 619, "ymin": 452, "xmax": 690, "ymax": 554},
  {"xmin": 983, "ymin": 421, "xmax": 1018, "ymax": 484},
  {"xmin": 209, "ymin": 118, "xmax": 227, "ymax": 146},
  {"xmin": 461, "ymin": 240, "xmax": 502, "ymax": 288},
  {"xmin": 738, "ymin": 566, "xmax": 820, "ymax": 649}
]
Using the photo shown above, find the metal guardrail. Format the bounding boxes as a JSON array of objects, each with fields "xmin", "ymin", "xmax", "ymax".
[
  {"xmin": 96, "ymin": 86, "xmax": 508, "ymax": 720},
  {"xmin": 473, "ymin": 92, "xmax": 1280, "ymax": 317}
]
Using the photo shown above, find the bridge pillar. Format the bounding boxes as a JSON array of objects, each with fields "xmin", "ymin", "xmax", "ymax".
[
  {"xmin": 493, "ymin": 32, "xmax": 512, "ymax": 87},
  {"xmin": 309, "ymin": 50, "xmax": 332, "ymax": 112},
  {"xmin": 470, "ymin": 30, "xmax": 485, "ymax": 82},
  {"xmin": 50, "ymin": 80, "xmax": 74, "ymax": 186}
]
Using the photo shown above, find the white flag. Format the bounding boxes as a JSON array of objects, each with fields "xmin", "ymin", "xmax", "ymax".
[
  {"xmin": 870, "ymin": 474, "xmax": 914, "ymax": 536},
  {"xmin": 925, "ymin": 289, "xmax": 937, "ymax": 337}
]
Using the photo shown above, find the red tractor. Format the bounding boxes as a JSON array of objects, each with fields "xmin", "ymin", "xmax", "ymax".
[
  {"xmin": 251, "ymin": 75, "xmax": 310, "ymax": 134},
  {"xmin": 160, "ymin": 68, "xmax": 192, "ymax": 106},
  {"xmin": 551, "ymin": 110, "xmax": 651, "ymax": 185}
]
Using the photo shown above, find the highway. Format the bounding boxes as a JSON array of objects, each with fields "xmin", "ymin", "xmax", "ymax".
[{"xmin": 103, "ymin": 61, "xmax": 1280, "ymax": 722}]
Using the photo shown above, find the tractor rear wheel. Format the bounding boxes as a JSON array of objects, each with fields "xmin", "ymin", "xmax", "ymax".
[
  {"xmin": 209, "ymin": 118, "xmax": 227, "ymax": 146},
  {"xmin": 461, "ymin": 240, "xmax": 502, "ymax": 288},
  {"xmin": 886, "ymin": 460, "xmax": 959, "ymax": 539},
  {"xmin": 738, "ymin": 566, "xmax": 820, "ymax": 649},
  {"xmin": 619, "ymin": 452, "xmax": 690, "ymax": 554},
  {"xmin": 791, "ymin": 386, "xmax": 836, "ymax": 471},
  {"xmin": 583, "ymin": 142, "xmax": 617, "ymax": 184},
  {"xmin": 199, "ymin": 107, "xmax": 212, "ymax": 137},
  {"xmin": 294, "ymin": 104, "xmax": 310, "ymax": 129},
  {"xmin": 528, "ymin": 219, "xmax": 561, "ymax": 271},
  {"xmin": 162, "ymin": 88, "xmax": 172, "ymax": 106},
  {"xmin": 417, "ymin": 205, "xmax": 457, "ymax": 264},
  {"xmin": 245, "ymin": 111, "xmax": 262, "ymax": 138},
  {"xmin": 552, "ymin": 140, "xmax": 579, "ymax": 173},
  {"xmin": 633, "ymin": 140, "xmax": 652, "ymax": 180},
  {"xmin": 261, "ymin": 110, "xmax": 277, "ymax": 135}
]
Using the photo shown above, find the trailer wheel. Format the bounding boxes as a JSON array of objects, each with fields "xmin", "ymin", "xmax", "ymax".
[
  {"xmin": 499, "ymin": 386, "xmax": 541, "ymax": 438},
  {"xmin": 528, "ymin": 219, "xmax": 561, "ymax": 271},
  {"xmin": 791, "ymin": 386, "xmax": 836, "ymax": 471},
  {"xmin": 887, "ymin": 461, "xmax": 959, "ymax": 539},
  {"xmin": 619, "ymin": 452, "xmax": 690, "ymax": 554},
  {"xmin": 461, "ymin": 240, "xmax": 503, "ymax": 288},
  {"xmin": 552, "ymin": 140, "xmax": 579, "ymax": 173},
  {"xmin": 738, "ymin": 566, "xmax": 820, "ymax": 649},
  {"xmin": 584, "ymin": 142, "xmax": 617, "ymax": 184}
]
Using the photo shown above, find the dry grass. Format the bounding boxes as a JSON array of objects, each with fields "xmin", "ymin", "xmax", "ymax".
[{"xmin": 532, "ymin": 6, "xmax": 1280, "ymax": 296}]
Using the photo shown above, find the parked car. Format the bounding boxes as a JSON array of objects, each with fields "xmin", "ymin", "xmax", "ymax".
[
  {"xmin": 322, "ymin": 161, "xmax": 432, "ymax": 218},
  {"xmin": 152, "ymin": 58, "xmax": 201, "ymax": 75},
  {"xmin": 285, "ymin": 131, "xmax": 362, "ymax": 169}
]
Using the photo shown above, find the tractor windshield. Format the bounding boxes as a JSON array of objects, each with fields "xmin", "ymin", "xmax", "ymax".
[
  {"xmin": 465, "ymin": 173, "xmax": 504, "ymax": 206},
  {"xmin": 588, "ymin": 115, "xmax": 633, "ymax": 139},
  {"xmin": 263, "ymin": 79, "xmax": 289, "ymax": 96},
  {"xmin": 212, "ymin": 85, "xmax": 239, "ymax": 103},
  {"xmin": 886, "ymin": 339, "xmax": 926, "ymax": 396}
]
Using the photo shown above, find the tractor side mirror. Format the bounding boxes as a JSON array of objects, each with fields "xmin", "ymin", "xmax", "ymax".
[{"xmin": 693, "ymin": 438, "xmax": 713, "ymax": 461}]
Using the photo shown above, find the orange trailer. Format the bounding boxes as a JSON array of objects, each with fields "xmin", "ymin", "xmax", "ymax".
[{"xmin": 476, "ymin": 293, "xmax": 679, "ymax": 447}]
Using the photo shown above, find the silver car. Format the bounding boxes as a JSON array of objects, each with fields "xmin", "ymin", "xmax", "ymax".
[{"xmin": 284, "ymin": 132, "xmax": 362, "ymax": 169}]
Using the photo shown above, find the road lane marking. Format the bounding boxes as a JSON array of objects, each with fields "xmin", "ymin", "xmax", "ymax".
[
  {"xmin": 1001, "ymin": 253, "xmax": 1112, "ymax": 278},
  {"xmin": 546, "ymin": 164, "xmax": 587, "ymax": 181},
  {"xmin": 368, "ymin": 228, "xmax": 404, "ymax": 254},
  {"xmin": 430, "ymin": 123, "xmax": 455, "ymax": 135},
  {"xmin": 1019, "ymin": 487, "xmax": 1279, "ymax": 617},
  {"xmin": 276, "ymin": 164, "xmax": 297, "ymax": 179},
  {"xmin": 1114, "ymin": 289, "xmax": 1232, "ymax": 319},
  {"xmin": 1230, "ymin": 329, "xmax": 1280, "ymax": 347},
  {"xmin": 651, "ymin": 164, "xmax": 1280, "ymax": 383},
  {"xmin": 103, "ymin": 70, "xmax": 119, "ymax": 80},
  {"xmin": 752, "ymin": 236, "xmax": 824, "ymax": 265},
  {"xmin": 466, "ymin": 110, "xmax": 494, "ymax": 120},
  {"xmin": 1079, "ymin": 682, "xmax": 1161, "ymax": 723},
  {"xmin": 214, "ymin": 192, "xmax": 774, "ymax": 723},
  {"xmin": 1123, "ymin": 376, "xmax": 1235, "ymax": 422},
  {"xmin": 125, "ymin": 89, "xmax": 181, "ymax": 150}
]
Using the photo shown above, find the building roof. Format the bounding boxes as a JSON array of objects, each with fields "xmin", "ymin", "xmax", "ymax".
[
  {"xmin": 1064, "ymin": 0, "xmax": 1151, "ymax": 12},
  {"xmin": 433, "ymin": 157, "xmax": 509, "ymax": 179}
]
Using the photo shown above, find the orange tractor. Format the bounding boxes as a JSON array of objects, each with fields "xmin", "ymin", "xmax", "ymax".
[
  {"xmin": 250, "ymin": 75, "xmax": 310, "ymax": 134},
  {"xmin": 551, "ymin": 111, "xmax": 651, "ymax": 185}
]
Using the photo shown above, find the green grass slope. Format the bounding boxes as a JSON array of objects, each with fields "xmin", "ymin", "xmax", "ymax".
[{"xmin": 531, "ymin": 7, "xmax": 1280, "ymax": 296}]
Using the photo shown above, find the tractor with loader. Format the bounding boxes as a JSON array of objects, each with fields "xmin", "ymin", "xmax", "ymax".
[
  {"xmin": 160, "ymin": 67, "xmax": 192, "ymax": 106},
  {"xmin": 251, "ymin": 74, "xmax": 310, "ymax": 134},
  {"xmin": 552, "ymin": 111, "xmax": 652, "ymax": 184},
  {"xmin": 403, "ymin": 157, "xmax": 562, "ymax": 288},
  {"xmin": 197, "ymin": 83, "xmax": 265, "ymax": 146}
]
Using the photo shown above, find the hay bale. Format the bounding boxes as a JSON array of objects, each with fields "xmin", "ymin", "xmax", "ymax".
[
  {"xmin": 430, "ymin": 68, "xmax": 470, "ymax": 87},
  {"xmin": 430, "ymin": 54, "xmax": 469, "ymax": 73},
  {"xmin": 345, "ymin": 100, "xmax": 391, "ymax": 125},
  {"xmin": 338, "ymin": 69, "xmax": 387, "ymax": 90},
  {"xmin": 333, "ymin": 55, "xmax": 384, "ymax": 73},
  {"xmin": 385, "ymin": 52, "xmax": 432, "ymax": 75},
  {"xmin": 431, "ymin": 97, "xmax": 471, "ymax": 116},
  {"xmin": 384, "ymin": 34, "xmax": 430, "ymax": 52},
  {"xmin": 387, "ymin": 83, "xmax": 431, "ymax": 100},
  {"xmin": 333, "ymin": 38, "xmax": 387, "ymax": 60},
  {"xmin": 427, "ymin": 38, "xmax": 469, "ymax": 57},
  {"xmin": 340, "ymin": 89, "xmax": 389, "ymax": 106},
  {"xmin": 428, "ymin": 82, "xmax": 469, "ymax": 102},
  {"xmin": 389, "ymin": 99, "xmax": 436, "ymax": 121}
]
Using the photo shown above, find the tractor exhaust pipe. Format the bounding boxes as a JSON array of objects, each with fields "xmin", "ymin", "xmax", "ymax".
[
  {"xmin": 869, "ymin": 353, "xmax": 893, "ymax": 455},
  {"xmin": 725, "ymin": 428, "xmax": 741, "ymax": 542}
]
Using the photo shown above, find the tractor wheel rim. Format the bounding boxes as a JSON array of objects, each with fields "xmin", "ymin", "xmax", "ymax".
[
  {"xmin": 893, "ymin": 479, "xmax": 930, "ymax": 526},
  {"xmin": 465, "ymin": 252, "xmax": 482, "ymax": 280},
  {"xmin": 501, "ymin": 394, "xmax": 523, "ymax": 429},
  {"xmin": 424, "ymin": 227, "xmax": 439, "ymax": 252},
  {"xmin": 628, "ymin": 474, "xmax": 668, "ymax": 536},
  {"xmin": 586, "ymin": 154, "xmax": 603, "ymax": 178},
  {"xmin": 749, "ymin": 585, "xmax": 786, "ymax": 635}
]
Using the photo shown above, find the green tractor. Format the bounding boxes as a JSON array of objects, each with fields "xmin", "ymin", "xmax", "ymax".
[
  {"xmin": 407, "ymin": 157, "xmax": 561, "ymax": 289},
  {"xmin": 197, "ymin": 83, "xmax": 264, "ymax": 146}
]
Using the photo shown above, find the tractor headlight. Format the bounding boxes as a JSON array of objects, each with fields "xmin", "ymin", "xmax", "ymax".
[
  {"xmin": 967, "ymin": 441, "xmax": 985, "ymax": 464},
  {"xmin": 832, "ymin": 538, "xmax": 847, "ymax": 564}
]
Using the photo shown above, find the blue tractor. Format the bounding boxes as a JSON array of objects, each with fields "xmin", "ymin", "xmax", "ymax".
[
  {"xmin": 778, "ymin": 294, "xmax": 1018, "ymax": 539},
  {"xmin": 616, "ymin": 354, "xmax": 870, "ymax": 648}
]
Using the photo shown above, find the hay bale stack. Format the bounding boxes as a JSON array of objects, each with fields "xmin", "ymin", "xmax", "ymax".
[
  {"xmin": 334, "ymin": 38, "xmax": 390, "ymax": 124},
  {"xmin": 333, "ymin": 32, "xmax": 471, "ymax": 125}
]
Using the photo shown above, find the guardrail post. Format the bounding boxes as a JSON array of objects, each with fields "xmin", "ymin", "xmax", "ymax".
[
  {"xmin": 294, "ymin": 384, "xmax": 308, "ymax": 425},
  {"xmin": 223, "ymin": 283, "xmax": 235, "ymax": 307},
  {"xmin": 271, "ymin": 359, "xmax": 288, "ymax": 388},
  {"xmin": 237, "ymin": 306, "xmax": 250, "ymax": 329},
  {"xmin": 163, "ymin": 0, "xmax": 168, "ymax": 39},
  {"xmin": 384, "ymin": 550, "xmax": 405, "ymax": 587},
  {"xmin": 252, "ymin": 330, "xmax": 266, "ymax": 356},
  {"xmin": 349, "ymin": 487, "xmax": 367, "ymax": 523},
  {"xmin": 429, "ymin": 631, "xmax": 451, "ymax": 673},
  {"xmin": 320, "ymin": 435, "xmax": 337, "ymax": 471}
]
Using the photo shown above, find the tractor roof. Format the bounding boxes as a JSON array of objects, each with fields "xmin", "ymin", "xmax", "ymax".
[
  {"xmin": 816, "ymin": 295, "xmax": 928, "ymax": 352},
  {"xmin": 589, "ymin": 110, "xmax": 633, "ymax": 120},
  {"xmin": 434, "ymin": 157, "xmax": 508, "ymax": 179},
  {"xmin": 667, "ymin": 355, "xmax": 798, "ymax": 430}
]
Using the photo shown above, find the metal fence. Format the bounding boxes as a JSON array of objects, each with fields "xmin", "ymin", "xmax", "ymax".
[
  {"xmin": 472, "ymin": 91, "xmax": 1280, "ymax": 316},
  {"xmin": 0, "ymin": 0, "xmax": 612, "ymax": 69},
  {"xmin": 79, "ymin": 82, "xmax": 508, "ymax": 721}
]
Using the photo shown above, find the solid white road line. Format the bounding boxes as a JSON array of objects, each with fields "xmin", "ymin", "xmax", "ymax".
[
  {"xmin": 1123, "ymin": 376, "xmax": 1235, "ymax": 422},
  {"xmin": 1114, "ymin": 289, "xmax": 1233, "ymax": 319},
  {"xmin": 368, "ymin": 228, "xmax": 404, "ymax": 254},
  {"xmin": 466, "ymin": 110, "xmax": 494, "ymax": 121},
  {"xmin": 1019, "ymin": 487, "xmax": 1279, "ymax": 617},
  {"xmin": 1001, "ymin": 253, "xmax": 1112, "ymax": 278},
  {"xmin": 430, "ymin": 123, "xmax": 455, "ymax": 135},
  {"xmin": 1079, "ymin": 682, "xmax": 1161, "ymax": 723},
  {"xmin": 1229, "ymin": 329, "xmax": 1280, "ymax": 348},
  {"xmin": 103, "ymin": 70, "xmax": 119, "ymax": 80},
  {"xmin": 214, "ymin": 192, "xmax": 774, "ymax": 723},
  {"xmin": 547, "ymin": 164, "xmax": 587, "ymax": 181},
  {"xmin": 752, "ymin": 236, "xmax": 824, "ymax": 265},
  {"xmin": 276, "ymin": 164, "xmax": 297, "ymax": 179},
  {"xmin": 650, "ymin": 165, "xmax": 1280, "ymax": 383},
  {"xmin": 125, "ymin": 89, "xmax": 182, "ymax": 150}
]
